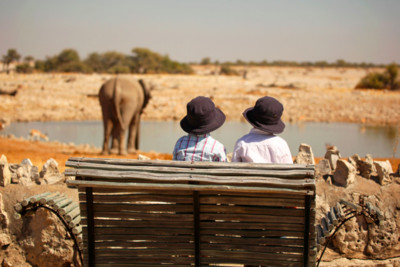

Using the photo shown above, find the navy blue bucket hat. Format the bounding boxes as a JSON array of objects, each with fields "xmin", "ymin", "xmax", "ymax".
[
  {"xmin": 180, "ymin": 96, "xmax": 226, "ymax": 135},
  {"xmin": 243, "ymin": 96, "xmax": 285, "ymax": 134}
]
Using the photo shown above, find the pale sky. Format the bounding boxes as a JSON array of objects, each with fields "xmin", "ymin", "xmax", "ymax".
[{"xmin": 1, "ymin": 0, "xmax": 399, "ymax": 64}]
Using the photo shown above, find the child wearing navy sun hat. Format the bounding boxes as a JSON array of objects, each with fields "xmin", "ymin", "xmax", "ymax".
[
  {"xmin": 173, "ymin": 96, "xmax": 227, "ymax": 162},
  {"xmin": 232, "ymin": 96, "xmax": 293, "ymax": 163}
]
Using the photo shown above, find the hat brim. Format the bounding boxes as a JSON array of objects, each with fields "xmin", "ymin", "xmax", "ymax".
[
  {"xmin": 180, "ymin": 108, "xmax": 226, "ymax": 135},
  {"xmin": 243, "ymin": 107, "xmax": 285, "ymax": 134}
]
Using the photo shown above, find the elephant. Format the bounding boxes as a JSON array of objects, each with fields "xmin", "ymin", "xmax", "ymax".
[{"xmin": 99, "ymin": 77, "xmax": 152, "ymax": 155}]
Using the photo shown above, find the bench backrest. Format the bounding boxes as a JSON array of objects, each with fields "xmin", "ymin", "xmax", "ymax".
[{"xmin": 66, "ymin": 157, "xmax": 316, "ymax": 267}]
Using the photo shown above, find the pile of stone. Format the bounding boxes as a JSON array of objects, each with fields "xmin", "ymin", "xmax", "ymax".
[
  {"xmin": 0, "ymin": 155, "xmax": 64, "ymax": 187},
  {"xmin": 293, "ymin": 143, "xmax": 397, "ymax": 187}
]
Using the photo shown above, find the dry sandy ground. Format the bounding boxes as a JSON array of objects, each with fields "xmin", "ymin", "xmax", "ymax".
[{"xmin": 0, "ymin": 66, "xmax": 399, "ymax": 125}]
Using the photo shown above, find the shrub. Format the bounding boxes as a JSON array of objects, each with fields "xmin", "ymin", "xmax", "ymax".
[
  {"xmin": 16, "ymin": 63, "xmax": 34, "ymax": 73},
  {"xmin": 355, "ymin": 63, "xmax": 399, "ymax": 90},
  {"xmin": 219, "ymin": 64, "xmax": 239, "ymax": 76}
]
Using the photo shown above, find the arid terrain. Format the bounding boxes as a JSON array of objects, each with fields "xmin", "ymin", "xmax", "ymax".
[{"xmin": 0, "ymin": 66, "xmax": 400, "ymax": 266}]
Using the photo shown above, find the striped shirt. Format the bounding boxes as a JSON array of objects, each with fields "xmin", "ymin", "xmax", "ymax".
[{"xmin": 173, "ymin": 134, "xmax": 227, "ymax": 162}]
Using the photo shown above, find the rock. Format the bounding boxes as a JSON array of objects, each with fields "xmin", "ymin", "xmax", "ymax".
[
  {"xmin": 333, "ymin": 159, "xmax": 356, "ymax": 187},
  {"xmin": 374, "ymin": 160, "xmax": 393, "ymax": 185},
  {"xmin": 18, "ymin": 168, "xmax": 34, "ymax": 186},
  {"xmin": 317, "ymin": 159, "xmax": 331, "ymax": 176},
  {"xmin": 357, "ymin": 158, "xmax": 374, "ymax": 179},
  {"xmin": 19, "ymin": 208, "xmax": 77, "ymax": 267},
  {"xmin": 138, "ymin": 154, "xmax": 151, "ymax": 160},
  {"xmin": 324, "ymin": 148, "xmax": 341, "ymax": 170},
  {"xmin": 40, "ymin": 158, "xmax": 64, "ymax": 184},
  {"xmin": 294, "ymin": 143, "xmax": 315, "ymax": 165},
  {"xmin": 0, "ymin": 154, "xmax": 7, "ymax": 165},
  {"xmin": 0, "ymin": 162, "xmax": 11, "ymax": 187},
  {"xmin": 21, "ymin": 158, "xmax": 33, "ymax": 166},
  {"xmin": 0, "ymin": 193, "xmax": 11, "ymax": 247},
  {"xmin": 348, "ymin": 154, "xmax": 361, "ymax": 168}
]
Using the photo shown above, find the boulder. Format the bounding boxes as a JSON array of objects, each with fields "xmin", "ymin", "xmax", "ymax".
[
  {"xmin": 324, "ymin": 148, "xmax": 341, "ymax": 170},
  {"xmin": 357, "ymin": 158, "xmax": 374, "ymax": 179},
  {"xmin": 374, "ymin": 160, "xmax": 393, "ymax": 185},
  {"xmin": 0, "ymin": 193, "xmax": 11, "ymax": 247},
  {"xmin": 40, "ymin": 158, "xmax": 64, "ymax": 185},
  {"xmin": 317, "ymin": 159, "xmax": 331, "ymax": 177},
  {"xmin": 0, "ymin": 162, "xmax": 11, "ymax": 187},
  {"xmin": 333, "ymin": 159, "xmax": 356, "ymax": 187},
  {"xmin": 294, "ymin": 143, "xmax": 315, "ymax": 165},
  {"xmin": 348, "ymin": 154, "xmax": 361, "ymax": 168}
]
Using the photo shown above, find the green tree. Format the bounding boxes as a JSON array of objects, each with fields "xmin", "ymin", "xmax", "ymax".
[
  {"xmin": 2, "ymin": 48, "xmax": 21, "ymax": 73},
  {"xmin": 57, "ymin": 49, "xmax": 80, "ymax": 65},
  {"xmin": 131, "ymin": 47, "xmax": 163, "ymax": 73},
  {"xmin": 200, "ymin": 57, "xmax": 211, "ymax": 65}
]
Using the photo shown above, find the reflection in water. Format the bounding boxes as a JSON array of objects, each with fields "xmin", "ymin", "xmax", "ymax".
[{"xmin": 0, "ymin": 121, "xmax": 398, "ymax": 158}]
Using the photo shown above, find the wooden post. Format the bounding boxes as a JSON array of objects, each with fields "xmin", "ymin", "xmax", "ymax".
[
  {"xmin": 86, "ymin": 187, "xmax": 95, "ymax": 267},
  {"xmin": 303, "ymin": 195, "xmax": 311, "ymax": 267}
]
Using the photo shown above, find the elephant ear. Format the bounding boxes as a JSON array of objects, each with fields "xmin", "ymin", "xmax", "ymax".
[{"xmin": 113, "ymin": 78, "xmax": 126, "ymax": 131}]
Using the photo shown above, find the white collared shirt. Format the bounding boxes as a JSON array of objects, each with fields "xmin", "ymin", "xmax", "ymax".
[{"xmin": 232, "ymin": 128, "xmax": 293, "ymax": 163}]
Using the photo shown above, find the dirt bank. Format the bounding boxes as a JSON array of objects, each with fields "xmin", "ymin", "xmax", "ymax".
[{"xmin": 0, "ymin": 66, "xmax": 399, "ymax": 126}]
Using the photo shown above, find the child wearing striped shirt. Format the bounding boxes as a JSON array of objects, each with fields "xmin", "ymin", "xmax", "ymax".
[{"xmin": 173, "ymin": 96, "xmax": 227, "ymax": 162}]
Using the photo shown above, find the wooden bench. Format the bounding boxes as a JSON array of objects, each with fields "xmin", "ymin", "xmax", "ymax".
[{"xmin": 65, "ymin": 157, "xmax": 317, "ymax": 267}]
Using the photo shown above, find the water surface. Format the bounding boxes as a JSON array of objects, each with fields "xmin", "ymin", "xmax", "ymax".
[{"xmin": 1, "ymin": 121, "xmax": 398, "ymax": 158}]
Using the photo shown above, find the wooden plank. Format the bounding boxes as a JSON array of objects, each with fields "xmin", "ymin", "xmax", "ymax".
[
  {"xmin": 81, "ymin": 218, "xmax": 193, "ymax": 228},
  {"xmin": 200, "ymin": 242, "xmax": 304, "ymax": 254},
  {"xmin": 201, "ymin": 249, "xmax": 303, "ymax": 262},
  {"xmin": 201, "ymin": 221, "xmax": 304, "ymax": 231},
  {"xmin": 95, "ymin": 241, "xmax": 194, "ymax": 250},
  {"xmin": 200, "ymin": 195, "xmax": 306, "ymax": 207},
  {"xmin": 92, "ymin": 234, "xmax": 193, "ymax": 243},
  {"xmin": 79, "ymin": 193, "xmax": 194, "ymax": 204},
  {"xmin": 80, "ymin": 203, "xmax": 193, "ymax": 213},
  {"xmin": 200, "ymin": 205, "xmax": 306, "ymax": 217},
  {"xmin": 66, "ymin": 157, "xmax": 314, "ymax": 171},
  {"xmin": 200, "ymin": 213, "xmax": 304, "ymax": 224},
  {"xmin": 68, "ymin": 180, "xmax": 313, "ymax": 195},
  {"xmin": 67, "ymin": 169, "xmax": 315, "ymax": 184},
  {"xmin": 200, "ymin": 228, "xmax": 305, "ymax": 238},
  {"xmin": 95, "ymin": 227, "xmax": 194, "ymax": 235},
  {"xmin": 200, "ymin": 235, "xmax": 304, "ymax": 246}
]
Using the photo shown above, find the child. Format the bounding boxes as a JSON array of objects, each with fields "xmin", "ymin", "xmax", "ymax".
[
  {"xmin": 232, "ymin": 96, "xmax": 292, "ymax": 163},
  {"xmin": 173, "ymin": 96, "xmax": 227, "ymax": 162}
]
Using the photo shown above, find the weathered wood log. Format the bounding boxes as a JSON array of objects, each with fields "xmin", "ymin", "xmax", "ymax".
[
  {"xmin": 58, "ymin": 202, "xmax": 78, "ymax": 216},
  {"xmin": 328, "ymin": 208, "xmax": 338, "ymax": 226},
  {"xmin": 317, "ymin": 224, "xmax": 325, "ymax": 244},
  {"xmin": 64, "ymin": 206, "xmax": 80, "ymax": 222},
  {"xmin": 53, "ymin": 198, "xmax": 73, "ymax": 209},
  {"xmin": 340, "ymin": 199, "xmax": 362, "ymax": 212},
  {"xmin": 321, "ymin": 217, "xmax": 330, "ymax": 236},
  {"xmin": 29, "ymin": 192, "xmax": 52, "ymax": 204},
  {"xmin": 39, "ymin": 192, "xmax": 61, "ymax": 204},
  {"xmin": 68, "ymin": 215, "xmax": 81, "ymax": 228},
  {"xmin": 48, "ymin": 195, "xmax": 68, "ymax": 206},
  {"xmin": 335, "ymin": 202, "xmax": 344, "ymax": 219},
  {"xmin": 14, "ymin": 203, "xmax": 23, "ymax": 212},
  {"xmin": 21, "ymin": 192, "xmax": 51, "ymax": 206},
  {"xmin": 72, "ymin": 225, "xmax": 82, "ymax": 235}
]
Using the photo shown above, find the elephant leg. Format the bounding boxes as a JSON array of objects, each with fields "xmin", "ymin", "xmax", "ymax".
[
  {"xmin": 110, "ymin": 126, "xmax": 119, "ymax": 154},
  {"xmin": 101, "ymin": 115, "xmax": 114, "ymax": 155},
  {"xmin": 118, "ymin": 126, "xmax": 128, "ymax": 155},
  {"xmin": 127, "ymin": 114, "xmax": 140, "ymax": 154}
]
